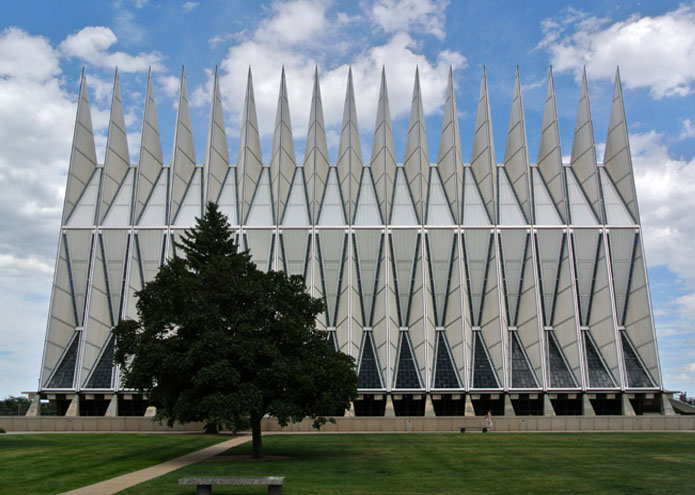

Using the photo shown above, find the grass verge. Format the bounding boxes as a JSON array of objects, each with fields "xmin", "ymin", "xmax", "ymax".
[
  {"xmin": 0, "ymin": 433, "xmax": 228, "ymax": 494},
  {"xmin": 120, "ymin": 432, "xmax": 695, "ymax": 495}
]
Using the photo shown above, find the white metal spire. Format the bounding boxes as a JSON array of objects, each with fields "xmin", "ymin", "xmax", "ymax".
[
  {"xmin": 133, "ymin": 68, "xmax": 164, "ymax": 224},
  {"xmin": 570, "ymin": 68, "xmax": 604, "ymax": 224},
  {"xmin": 238, "ymin": 67, "xmax": 263, "ymax": 225},
  {"xmin": 63, "ymin": 68, "xmax": 98, "ymax": 225},
  {"xmin": 603, "ymin": 67, "xmax": 639, "ymax": 223},
  {"xmin": 205, "ymin": 66, "xmax": 230, "ymax": 205},
  {"xmin": 502, "ymin": 67, "xmax": 532, "ymax": 224},
  {"xmin": 436, "ymin": 66, "xmax": 463, "ymax": 223},
  {"xmin": 337, "ymin": 67, "xmax": 362, "ymax": 224},
  {"xmin": 99, "ymin": 68, "xmax": 131, "ymax": 224},
  {"xmin": 470, "ymin": 67, "xmax": 497, "ymax": 224},
  {"xmin": 304, "ymin": 67, "xmax": 329, "ymax": 224},
  {"xmin": 536, "ymin": 66, "xmax": 568, "ymax": 223}
]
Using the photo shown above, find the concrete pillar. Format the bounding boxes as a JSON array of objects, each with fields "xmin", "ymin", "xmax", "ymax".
[
  {"xmin": 65, "ymin": 395, "xmax": 80, "ymax": 417},
  {"xmin": 661, "ymin": 393, "xmax": 677, "ymax": 416},
  {"xmin": 543, "ymin": 394, "xmax": 555, "ymax": 416},
  {"xmin": 464, "ymin": 395, "xmax": 476, "ymax": 416},
  {"xmin": 621, "ymin": 394, "xmax": 636, "ymax": 416},
  {"xmin": 504, "ymin": 394, "xmax": 515, "ymax": 416},
  {"xmin": 384, "ymin": 395, "xmax": 395, "ymax": 417},
  {"xmin": 105, "ymin": 395, "xmax": 118, "ymax": 417},
  {"xmin": 344, "ymin": 402, "xmax": 355, "ymax": 418},
  {"xmin": 424, "ymin": 395, "xmax": 436, "ymax": 417},
  {"xmin": 25, "ymin": 395, "xmax": 40, "ymax": 417},
  {"xmin": 582, "ymin": 394, "xmax": 596, "ymax": 416},
  {"xmin": 144, "ymin": 406, "xmax": 157, "ymax": 417}
]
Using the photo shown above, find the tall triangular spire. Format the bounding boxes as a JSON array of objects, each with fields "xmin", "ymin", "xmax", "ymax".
[
  {"xmin": 603, "ymin": 67, "xmax": 639, "ymax": 223},
  {"xmin": 64, "ymin": 68, "xmax": 98, "ymax": 224},
  {"xmin": 370, "ymin": 66, "xmax": 395, "ymax": 224},
  {"xmin": 134, "ymin": 68, "xmax": 164, "ymax": 224},
  {"xmin": 436, "ymin": 66, "xmax": 462, "ymax": 223},
  {"xmin": 337, "ymin": 67, "xmax": 362, "ymax": 224},
  {"xmin": 470, "ymin": 67, "xmax": 497, "ymax": 224},
  {"xmin": 502, "ymin": 67, "xmax": 531, "ymax": 224},
  {"xmin": 570, "ymin": 68, "xmax": 604, "ymax": 224},
  {"xmin": 205, "ymin": 66, "xmax": 230, "ymax": 205},
  {"xmin": 271, "ymin": 67, "xmax": 296, "ymax": 225},
  {"xmin": 239, "ymin": 68, "xmax": 263, "ymax": 225},
  {"xmin": 403, "ymin": 66, "xmax": 429, "ymax": 224},
  {"xmin": 99, "ymin": 68, "xmax": 131, "ymax": 224},
  {"xmin": 170, "ymin": 67, "xmax": 198, "ymax": 224},
  {"xmin": 304, "ymin": 66, "xmax": 329, "ymax": 224},
  {"xmin": 537, "ymin": 67, "xmax": 568, "ymax": 223}
]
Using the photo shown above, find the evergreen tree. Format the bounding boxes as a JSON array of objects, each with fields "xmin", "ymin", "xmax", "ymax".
[{"xmin": 114, "ymin": 202, "xmax": 357, "ymax": 457}]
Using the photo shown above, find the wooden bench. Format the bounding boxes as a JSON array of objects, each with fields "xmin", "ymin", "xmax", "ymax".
[
  {"xmin": 459, "ymin": 426, "xmax": 488, "ymax": 433},
  {"xmin": 179, "ymin": 476, "xmax": 284, "ymax": 494}
]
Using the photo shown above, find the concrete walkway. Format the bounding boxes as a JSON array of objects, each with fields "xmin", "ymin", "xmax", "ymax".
[{"xmin": 62, "ymin": 435, "xmax": 251, "ymax": 495}]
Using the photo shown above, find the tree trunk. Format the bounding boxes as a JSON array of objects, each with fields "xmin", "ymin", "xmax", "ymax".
[{"xmin": 251, "ymin": 416, "xmax": 263, "ymax": 459}]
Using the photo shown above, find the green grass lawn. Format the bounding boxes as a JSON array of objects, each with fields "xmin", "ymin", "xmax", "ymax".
[
  {"xmin": 0, "ymin": 433, "xmax": 227, "ymax": 495},
  {"xmin": 120, "ymin": 433, "xmax": 695, "ymax": 495}
]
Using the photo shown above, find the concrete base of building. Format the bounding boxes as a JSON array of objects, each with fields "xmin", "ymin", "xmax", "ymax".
[{"xmin": 1, "ymin": 415, "xmax": 694, "ymax": 433}]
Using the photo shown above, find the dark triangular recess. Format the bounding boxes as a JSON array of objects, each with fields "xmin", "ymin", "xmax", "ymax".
[
  {"xmin": 47, "ymin": 334, "xmax": 80, "ymax": 388},
  {"xmin": 358, "ymin": 332, "xmax": 382, "ymax": 389},
  {"xmin": 395, "ymin": 332, "xmax": 422, "ymax": 389},
  {"xmin": 584, "ymin": 332, "xmax": 616, "ymax": 388},
  {"xmin": 511, "ymin": 332, "xmax": 538, "ymax": 388},
  {"xmin": 471, "ymin": 331, "xmax": 499, "ymax": 389},
  {"xmin": 621, "ymin": 332, "xmax": 654, "ymax": 388},
  {"xmin": 327, "ymin": 331, "xmax": 338, "ymax": 353},
  {"xmin": 547, "ymin": 331, "xmax": 577, "ymax": 388},
  {"xmin": 86, "ymin": 337, "xmax": 115, "ymax": 388},
  {"xmin": 433, "ymin": 331, "xmax": 460, "ymax": 389}
]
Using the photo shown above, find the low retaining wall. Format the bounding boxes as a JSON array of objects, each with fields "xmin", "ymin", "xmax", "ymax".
[
  {"xmin": 1, "ymin": 415, "xmax": 694, "ymax": 433},
  {"xmin": 261, "ymin": 415, "xmax": 695, "ymax": 432},
  {"xmin": 0, "ymin": 416, "xmax": 205, "ymax": 432}
]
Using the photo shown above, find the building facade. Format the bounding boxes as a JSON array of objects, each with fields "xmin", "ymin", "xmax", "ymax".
[{"xmin": 35, "ymin": 64, "xmax": 666, "ymax": 417}]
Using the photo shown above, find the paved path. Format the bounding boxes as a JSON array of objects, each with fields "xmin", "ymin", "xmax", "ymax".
[{"xmin": 62, "ymin": 435, "xmax": 251, "ymax": 495}]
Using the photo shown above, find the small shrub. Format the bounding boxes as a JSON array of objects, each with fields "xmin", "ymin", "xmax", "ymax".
[{"xmin": 0, "ymin": 427, "xmax": 6, "ymax": 434}]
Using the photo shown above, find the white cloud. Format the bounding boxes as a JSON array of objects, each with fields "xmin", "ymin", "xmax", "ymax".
[
  {"xmin": 679, "ymin": 118, "xmax": 695, "ymax": 140},
  {"xmin": 539, "ymin": 5, "xmax": 695, "ymax": 98},
  {"xmin": 160, "ymin": 74, "xmax": 181, "ymax": 99},
  {"xmin": 208, "ymin": 33, "xmax": 239, "ymax": 49},
  {"xmin": 59, "ymin": 26, "xmax": 164, "ymax": 72},
  {"xmin": 0, "ymin": 253, "xmax": 53, "ymax": 277},
  {"xmin": 195, "ymin": 0, "xmax": 465, "ymax": 158},
  {"xmin": 0, "ymin": 28, "xmax": 60, "ymax": 82},
  {"xmin": 371, "ymin": 0, "xmax": 448, "ymax": 40},
  {"xmin": 255, "ymin": 0, "xmax": 329, "ymax": 45},
  {"xmin": 182, "ymin": 1, "xmax": 199, "ymax": 13},
  {"xmin": 631, "ymin": 130, "xmax": 695, "ymax": 285}
]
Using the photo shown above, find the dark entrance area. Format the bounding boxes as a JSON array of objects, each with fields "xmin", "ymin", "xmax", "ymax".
[
  {"xmin": 549, "ymin": 394, "xmax": 582, "ymax": 415},
  {"xmin": 79, "ymin": 396, "xmax": 111, "ymax": 416},
  {"xmin": 432, "ymin": 394, "xmax": 466, "ymax": 416},
  {"xmin": 470, "ymin": 395, "xmax": 504, "ymax": 415},
  {"xmin": 118, "ymin": 396, "xmax": 150, "ymax": 416},
  {"xmin": 628, "ymin": 394, "xmax": 662, "ymax": 415},
  {"xmin": 510, "ymin": 394, "xmax": 544, "ymax": 415},
  {"xmin": 353, "ymin": 395, "xmax": 386, "ymax": 416},
  {"xmin": 392, "ymin": 395, "xmax": 426, "ymax": 416},
  {"xmin": 590, "ymin": 394, "xmax": 622, "ymax": 415}
]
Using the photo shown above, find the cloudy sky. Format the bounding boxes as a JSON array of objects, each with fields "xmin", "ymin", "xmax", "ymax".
[{"xmin": 0, "ymin": 0, "xmax": 694, "ymax": 397}]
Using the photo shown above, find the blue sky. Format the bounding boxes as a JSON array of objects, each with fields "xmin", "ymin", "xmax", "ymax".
[{"xmin": 0, "ymin": 0, "xmax": 694, "ymax": 397}]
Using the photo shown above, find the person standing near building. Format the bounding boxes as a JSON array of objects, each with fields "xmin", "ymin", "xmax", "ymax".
[{"xmin": 486, "ymin": 410, "xmax": 493, "ymax": 430}]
